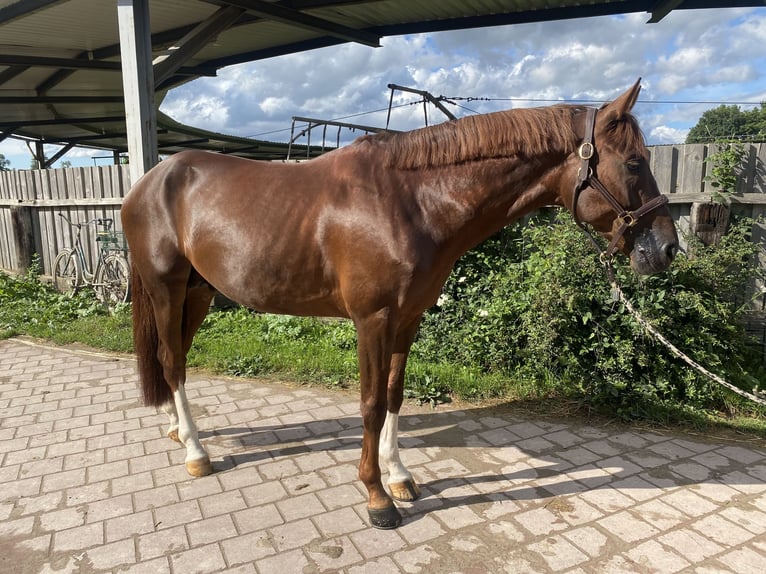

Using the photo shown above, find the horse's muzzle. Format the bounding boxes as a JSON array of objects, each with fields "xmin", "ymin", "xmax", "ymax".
[{"xmin": 630, "ymin": 230, "xmax": 678, "ymax": 275}]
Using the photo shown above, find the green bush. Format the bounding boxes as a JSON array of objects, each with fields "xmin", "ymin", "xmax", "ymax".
[
  {"xmin": 0, "ymin": 257, "xmax": 132, "ymax": 351},
  {"xmin": 0, "ymin": 257, "xmax": 105, "ymax": 338},
  {"xmin": 415, "ymin": 211, "xmax": 766, "ymax": 420}
]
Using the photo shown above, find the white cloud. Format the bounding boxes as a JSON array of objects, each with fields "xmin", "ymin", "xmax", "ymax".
[
  {"xmin": 650, "ymin": 125, "xmax": 689, "ymax": 144},
  {"xmin": 259, "ymin": 96, "xmax": 293, "ymax": 116}
]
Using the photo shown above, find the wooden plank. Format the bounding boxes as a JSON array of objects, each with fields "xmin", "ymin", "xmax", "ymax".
[
  {"xmin": 753, "ymin": 142, "xmax": 766, "ymax": 195},
  {"xmin": 666, "ymin": 193, "xmax": 766, "ymax": 205},
  {"xmin": 649, "ymin": 146, "xmax": 677, "ymax": 195},
  {"xmin": 0, "ymin": 198, "xmax": 125, "ymax": 206},
  {"xmin": 0, "ymin": 205, "xmax": 13, "ymax": 270},
  {"xmin": 10, "ymin": 206, "xmax": 34, "ymax": 272},
  {"xmin": 679, "ymin": 144, "xmax": 706, "ymax": 195}
]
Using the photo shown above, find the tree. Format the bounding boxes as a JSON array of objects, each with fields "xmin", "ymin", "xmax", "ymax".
[
  {"xmin": 686, "ymin": 103, "xmax": 766, "ymax": 143},
  {"xmin": 0, "ymin": 153, "xmax": 10, "ymax": 171}
]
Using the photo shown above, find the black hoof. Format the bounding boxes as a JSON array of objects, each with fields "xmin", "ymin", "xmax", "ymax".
[{"xmin": 368, "ymin": 505, "xmax": 402, "ymax": 529}]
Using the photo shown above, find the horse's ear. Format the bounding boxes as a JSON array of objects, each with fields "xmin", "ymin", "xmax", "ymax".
[{"xmin": 599, "ymin": 78, "xmax": 641, "ymax": 123}]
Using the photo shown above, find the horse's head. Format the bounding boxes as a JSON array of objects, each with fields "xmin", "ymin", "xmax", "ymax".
[{"xmin": 563, "ymin": 80, "xmax": 679, "ymax": 275}]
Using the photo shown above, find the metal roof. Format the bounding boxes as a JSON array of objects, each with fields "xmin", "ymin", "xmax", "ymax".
[{"xmin": 0, "ymin": 0, "xmax": 761, "ymax": 163}]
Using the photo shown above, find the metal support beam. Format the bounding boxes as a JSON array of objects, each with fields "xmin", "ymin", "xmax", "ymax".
[
  {"xmin": 387, "ymin": 83, "xmax": 457, "ymax": 121},
  {"xmin": 211, "ymin": 0, "xmax": 380, "ymax": 47},
  {"xmin": 154, "ymin": 6, "xmax": 245, "ymax": 88},
  {"xmin": 0, "ymin": 54, "xmax": 216, "ymax": 77},
  {"xmin": 647, "ymin": 0, "xmax": 684, "ymax": 23},
  {"xmin": 0, "ymin": 0, "xmax": 63, "ymax": 26},
  {"xmin": 43, "ymin": 143, "xmax": 75, "ymax": 168},
  {"xmin": 118, "ymin": 0, "xmax": 158, "ymax": 184},
  {"xmin": 0, "ymin": 116, "xmax": 124, "ymax": 129}
]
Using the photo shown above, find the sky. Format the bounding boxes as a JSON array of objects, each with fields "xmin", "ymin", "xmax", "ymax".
[{"xmin": 1, "ymin": 7, "xmax": 765, "ymax": 169}]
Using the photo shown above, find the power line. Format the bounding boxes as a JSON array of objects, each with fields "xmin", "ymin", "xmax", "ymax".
[
  {"xmin": 247, "ymin": 99, "xmax": 422, "ymax": 139},
  {"xmin": 446, "ymin": 96, "xmax": 764, "ymax": 106}
]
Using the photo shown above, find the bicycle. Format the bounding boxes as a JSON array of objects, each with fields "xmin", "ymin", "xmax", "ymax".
[{"xmin": 52, "ymin": 213, "xmax": 130, "ymax": 307}]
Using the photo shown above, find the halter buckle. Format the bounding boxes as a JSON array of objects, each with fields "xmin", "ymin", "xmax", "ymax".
[
  {"xmin": 578, "ymin": 142, "xmax": 594, "ymax": 160},
  {"xmin": 618, "ymin": 212, "xmax": 638, "ymax": 228},
  {"xmin": 599, "ymin": 251, "xmax": 613, "ymax": 266}
]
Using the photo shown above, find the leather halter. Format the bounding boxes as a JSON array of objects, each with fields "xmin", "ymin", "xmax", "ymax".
[{"xmin": 572, "ymin": 107, "xmax": 669, "ymax": 260}]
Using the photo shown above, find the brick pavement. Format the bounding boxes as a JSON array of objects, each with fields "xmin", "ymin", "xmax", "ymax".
[{"xmin": 1, "ymin": 337, "xmax": 765, "ymax": 573}]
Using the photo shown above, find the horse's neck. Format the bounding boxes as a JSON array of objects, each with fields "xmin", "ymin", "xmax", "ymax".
[{"xmin": 414, "ymin": 156, "xmax": 566, "ymax": 256}]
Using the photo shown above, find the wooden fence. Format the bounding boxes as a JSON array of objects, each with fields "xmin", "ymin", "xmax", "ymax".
[
  {"xmin": 650, "ymin": 142, "xmax": 766, "ymax": 242},
  {"xmin": 1, "ymin": 142, "xmax": 765, "ymax": 277},
  {"xmin": 0, "ymin": 164, "xmax": 130, "ymax": 276}
]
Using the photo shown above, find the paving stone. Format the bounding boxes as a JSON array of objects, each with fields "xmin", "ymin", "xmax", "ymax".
[
  {"xmin": 599, "ymin": 511, "xmax": 660, "ymax": 543},
  {"xmin": 658, "ymin": 528, "xmax": 724, "ymax": 562},
  {"xmin": 170, "ymin": 543, "xmax": 228, "ymax": 573},
  {"xmin": 138, "ymin": 524, "xmax": 189, "ymax": 561},
  {"xmin": 269, "ymin": 518, "xmax": 321, "ymax": 551},
  {"xmin": 626, "ymin": 539, "xmax": 691, "ymax": 573},
  {"xmin": 221, "ymin": 531, "xmax": 276, "ymax": 565},
  {"xmin": 529, "ymin": 535, "xmax": 590, "ymax": 571},
  {"xmin": 87, "ymin": 538, "xmax": 136, "ymax": 570},
  {"xmin": 3, "ymin": 339, "xmax": 766, "ymax": 574},
  {"xmin": 307, "ymin": 535, "xmax": 365, "ymax": 571},
  {"xmin": 255, "ymin": 548, "xmax": 310, "ymax": 573},
  {"xmin": 105, "ymin": 509, "xmax": 156, "ymax": 542}
]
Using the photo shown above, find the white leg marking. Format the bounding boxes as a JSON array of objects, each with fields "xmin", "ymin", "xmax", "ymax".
[
  {"xmin": 162, "ymin": 401, "xmax": 180, "ymax": 441},
  {"xmin": 380, "ymin": 412, "xmax": 413, "ymax": 485},
  {"xmin": 173, "ymin": 385, "xmax": 208, "ymax": 464}
]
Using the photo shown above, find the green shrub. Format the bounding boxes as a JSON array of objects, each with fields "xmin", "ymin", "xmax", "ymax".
[
  {"xmin": 415, "ymin": 211, "xmax": 766, "ymax": 420},
  {"xmin": 0, "ymin": 257, "xmax": 105, "ymax": 339}
]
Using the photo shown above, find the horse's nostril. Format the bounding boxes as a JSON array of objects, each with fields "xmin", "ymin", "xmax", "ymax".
[{"xmin": 664, "ymin": 242, "xmax": 679, "ymax": 261}]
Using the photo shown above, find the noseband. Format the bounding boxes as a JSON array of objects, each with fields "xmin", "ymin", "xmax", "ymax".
[{"xmin": 572, "ymin": 107, "xmax": 668, "ymax": 260}]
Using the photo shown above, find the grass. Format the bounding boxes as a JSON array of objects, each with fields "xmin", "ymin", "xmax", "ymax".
[{"xmin": 1, "ymin": 266, "xmax": 766, "ymax": 438}]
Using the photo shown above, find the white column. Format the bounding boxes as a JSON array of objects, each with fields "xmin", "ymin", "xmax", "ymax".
[{"xmin": 117, "ymin": 0, "xmax": 158, "ymax": 185}]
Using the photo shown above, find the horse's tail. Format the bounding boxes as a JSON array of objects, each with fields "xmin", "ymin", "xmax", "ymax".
[{"xmin": 131, "ymin": 265, "xmax": 172, "ymax": 407}]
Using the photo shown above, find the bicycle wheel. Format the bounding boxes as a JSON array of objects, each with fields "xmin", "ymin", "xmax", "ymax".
[
  {"xmin": 95, "ymin": 254, "xmax": 130, "ymax": 307},
  {"xmin": 52, "ymin": 249, "xmax": 81, "ymax": 295}
]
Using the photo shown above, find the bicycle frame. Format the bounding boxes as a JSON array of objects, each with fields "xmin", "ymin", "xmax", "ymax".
[
  {"xmin": 54, "ymin": 214, "xmax": 130, "ymax": 307},
  {"xmin": 58, "ymin": 213, "xmax": 116, "ymax": 281}
]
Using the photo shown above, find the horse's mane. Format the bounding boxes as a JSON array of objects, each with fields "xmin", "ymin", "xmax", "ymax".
[{"xmin": 356, "ymin": 105, "xmax": 646, "ymax": 169}]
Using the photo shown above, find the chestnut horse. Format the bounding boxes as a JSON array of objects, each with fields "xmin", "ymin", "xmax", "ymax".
[{"xmin": 121, "ymin": 81, "xmax": 678, "ymax": 529}]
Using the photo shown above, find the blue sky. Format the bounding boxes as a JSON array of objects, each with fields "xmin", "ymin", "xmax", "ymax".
[{"xmin": 1, "ymin": 7, "xmax": 764, "ymax": 169}]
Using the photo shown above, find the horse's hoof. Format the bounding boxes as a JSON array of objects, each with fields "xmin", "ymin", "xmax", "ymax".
[
  {"xmin": 186, "ymin": 457, "xmax": 213, "ymax": 477},
  {"xmin": 167, "ymin": 429, "xmax": 181, "ymax": 443},
  {"xmin": 368, "ymin": 505, "xmax": 402, "ymax": 529},
  {"xmin": 390, "ymin": 480, "xmax": 421, "ymax": 502}
]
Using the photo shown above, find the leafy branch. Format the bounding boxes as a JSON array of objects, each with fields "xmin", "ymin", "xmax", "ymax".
[{"xmin": 704, "ymin": 141, "xmax": 747, "ymax": 204}]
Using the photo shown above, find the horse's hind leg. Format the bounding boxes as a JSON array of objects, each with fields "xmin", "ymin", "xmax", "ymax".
[
  {"xmin": 152, "ymin": 271, "xmax": 215, "ymax": 477},
  {"xmin": 162, "ymin": 401, "xmax": 181, "ymax": 443},
  {"xmin": 380, "ymin": 314, "xmax": 422, "ymax": 502},
  {"xmin": 160, "ymin": 283, "xmax": 216, "ymax": 445}
]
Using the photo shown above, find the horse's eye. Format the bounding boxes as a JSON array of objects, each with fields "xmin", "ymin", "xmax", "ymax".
[{"xmin": 626, "ymin": 159, "xmax": 641, "ymax": 173}]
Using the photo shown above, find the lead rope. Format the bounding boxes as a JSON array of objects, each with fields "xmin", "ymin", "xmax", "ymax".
[{"xmin": 598, "ymin": 255, "xmax": 766, "ymax": 407}]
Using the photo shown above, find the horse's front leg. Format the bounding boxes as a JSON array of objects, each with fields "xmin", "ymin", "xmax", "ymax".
[
  {"xmin": 380, "ymin": 315, "xmax": 423, "ymax": 502},
  {"xmin": 356, "ymin": 309, "xmax": 401, "ymax": 529}
]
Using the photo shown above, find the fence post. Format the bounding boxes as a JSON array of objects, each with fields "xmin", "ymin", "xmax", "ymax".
[{"xmin": 10, "ymin": 205, "xmax": 34, "ymax": 273}]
